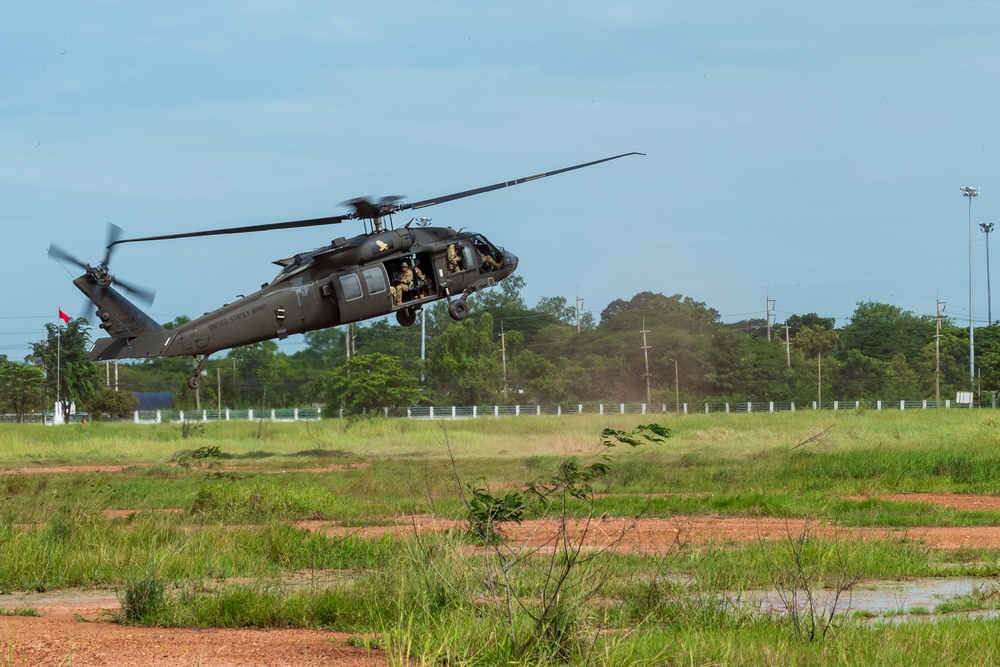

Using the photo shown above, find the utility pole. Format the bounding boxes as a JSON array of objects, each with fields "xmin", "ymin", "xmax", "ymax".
[
  {"xmin": 344, "ymin": 323, "xmax": 355, "ymax": 362},
  {"xmin": 935, "ymin": 299, "xmax": 946, "ymax": 403},
  {"xmin": 818, "ymin": 353, "xmax": 822, "ymax": 406},
  {"xmin": 784, "ymin": 323, "xmax": 792, "ymax": 368},
  {"xmin": 640, "ymin": 319, "xmax": 651, "ymax": 405},
  {"xmin": 982, "ymin": 222, "xmax": 995, "ymax": 324},
  {"xmin": 962, "ymin": 186, "xmax": 979, "ymax": 388},
  {"xmin": 576, "ymin": 287, "xmax": 584, "ymax": 333},
  {"xmin": 674, "ymin": 358, "xmax": 680, "ymax": 414},
  {"xmin": 766, "ymin": 291, "xmax": 776, "ymax": 340},
  {"xmin": 499, "ymin": 322, "xmax": 508, "ymax": 399}
]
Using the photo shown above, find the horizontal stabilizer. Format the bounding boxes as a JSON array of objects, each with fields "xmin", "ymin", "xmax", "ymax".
[
  {"xmin": 88, "ymin": 329, "xmax": 176, "ymax": 361},
  {"xmin": 88, "ymin": 337, "xmax": 133, "ymax": 361}
]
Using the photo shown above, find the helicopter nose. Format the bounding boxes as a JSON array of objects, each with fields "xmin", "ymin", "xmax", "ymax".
[{"xmin": 503, "ymin": 251, "xmax": 518, "ymax": 274}]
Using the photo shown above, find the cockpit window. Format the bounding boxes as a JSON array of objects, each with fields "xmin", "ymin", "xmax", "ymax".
[{"xmin": 460, "ymin": 243, "xmax": 476, "ymax": 269}]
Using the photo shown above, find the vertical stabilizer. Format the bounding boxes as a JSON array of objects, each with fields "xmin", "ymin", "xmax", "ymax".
[{"xmin": 73, "ymin": 275, "xmax": 163, "ymax": 339}]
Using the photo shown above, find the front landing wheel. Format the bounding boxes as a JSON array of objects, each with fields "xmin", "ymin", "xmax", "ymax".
[
  {"xmin": 396, "ymin": 308, "xmax": 417, "ymax": 327},
  {"xmin": 448, "ymin": 298, "xmax": 469, "ymax": 321}
]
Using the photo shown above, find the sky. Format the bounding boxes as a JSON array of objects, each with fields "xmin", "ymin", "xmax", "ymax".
[{"xmin": 3, "ymin": 1, "xmax": 1000, "ymax": 361}]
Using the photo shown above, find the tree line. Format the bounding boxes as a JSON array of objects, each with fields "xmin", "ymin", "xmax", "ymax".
[{"xmin": 0, "ymin": 276, "xmax": 991, "ymax": 420}]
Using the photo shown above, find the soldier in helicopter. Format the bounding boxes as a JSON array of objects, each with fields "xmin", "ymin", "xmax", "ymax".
[{"xmin": 392, "ymin": 257, "xmax": 428, "ymax": 305}]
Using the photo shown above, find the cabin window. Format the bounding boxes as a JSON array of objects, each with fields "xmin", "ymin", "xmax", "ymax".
[
  {"xmin": 362, "ymin": 267, "xmax": 387, "ymax": 295},
  {"xmin": 340, "ymin": 274, "xmax": 363, "ymax": 301}
]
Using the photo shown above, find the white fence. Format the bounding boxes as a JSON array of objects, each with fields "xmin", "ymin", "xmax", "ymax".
[
  {"xmin": 7, "ymin": 397, "xmax": 993, "ymax": 426},
  {"xmin": 399, "ymin": 399, "xmax": 982, "ymax": 419},
  {"xmin": 132, "ymin": 407, "xmax": 322, "ymax": 424}
]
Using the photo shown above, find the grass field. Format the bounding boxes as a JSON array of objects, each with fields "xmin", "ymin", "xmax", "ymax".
[{"xmin": 4, "ymin": 409, "xmax": 1000, "ymax": 665}]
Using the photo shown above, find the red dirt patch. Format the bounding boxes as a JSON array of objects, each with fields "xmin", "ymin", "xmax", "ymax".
[
  {"xmin": 300, "ymin": 506, "xmax": 1000, "ymax": 552},
  {"xmin": 563, "ymin": 516, "xmax": 1000, "ymax": 552},
  {"xmin": 0, "ymin": 615, "xmax": 383, "ymax": 666},
  {"xmin": 1, "ymin": 462, "xmax": 369, "ymax": 475},
  {"xmin": 102, "ymin": 508, "xmax": 186, "ymax": 520},
  {"xmin": 0, "ymin": 593, "xmax": 384, "ymax": 667},
  {"xmin": 0, "ymin": 465, "xmax": 148, "ymax": 475}
]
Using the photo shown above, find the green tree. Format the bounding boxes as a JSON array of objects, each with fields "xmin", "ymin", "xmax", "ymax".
[
  {"xmin": 87, "ymin": 388, "xmax": 139, "ymax": 420},
  {"xmin": 708, "ymin": 329, "xmax": 809, "ymax": 402},
  {"xmin": 30, "ymin": 319, "xmax": 101, "ymax": 421},
  {"xmin": 884, "ymin": 353, "xmax": 923, "ymax": 401},
  {"xmin": 321, "ymin": 352, "xmax": 422, "ymax": 415},
  {"xmin": 833, "ymin": 349, "xmax": 889, "ymax": 399},
  {"xmin": 972, "ymin": 324, "xmax": 1000, "ymax": 396},
  {"xmin": 535, "ymin": 295, "xmax": 593, "ymax": 331},
  {"xmin": 469, "ymin": 275, "xmax": 527, "ymax": 319},
  {"xmin": 292, "ymin": 327, "xmax": 348, "ymax": 371},
  {"xmin": 0, "ymin": 361, "xmax": 45, "ymax": 422},
  {"xmin": 163, "ymin": 315, "xmax": 191, "ymax": 330},
  {"xmin": 839, "ymin": 301, "xmax": 935, "ymax": 363},
  {"xmin": 786, "ymin": 313, "xmax": 836, "ymax": 333},
  {"xmin": 427, "ymin": 312, "xmax": 504, "ymax": 404},
  {"xmin": 354, "ymin": 319, "xmax": 424, "ymax": 375},
  {"xmin": 795, "ymin": 325, "xmax": 840, "ymax": 360},
  {"xmin": 510, "ymin": 349, "xmax": 566, "ymax": 404},
  {"xmin": 912, "ymin": 327, "xmax": 967, "ymax": 399},
  {"xmin": 572, "ymin": 293, "xmax": 720, "ymax": 402},
  {"xmin": 722, "ymin": 318, "xmax": 769, "ymax": 338},
  {"xmin": 227, "ymin": 341, "xmax": 282, "ymax": 408}
]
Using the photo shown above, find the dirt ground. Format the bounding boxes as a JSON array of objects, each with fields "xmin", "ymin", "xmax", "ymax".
[
  {"xmin": 0, "ymin": 606, "xmax": 383, "ymax": 666},
  {"xmin": 302, "ymin": 492, "xmax": 1000, "ymax": 552},
  {"xmin": 6, "ymin": 492, "xmax": 1000, "ymax": 665}
]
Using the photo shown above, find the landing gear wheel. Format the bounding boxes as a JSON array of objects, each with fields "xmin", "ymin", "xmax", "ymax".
[
  {"xmin": 188, "ymin": 354, "xmax": 210, "ymax": 391},
  {"xmin": 448, "ymin": 298, "xmax": 469, "ymax": 321},
  {"xmin": 396, "ymin": 307, "xmax": 417, "ymax": 327}
]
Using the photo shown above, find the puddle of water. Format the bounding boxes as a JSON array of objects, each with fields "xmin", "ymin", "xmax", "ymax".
[{"xmin": 735, "ymin": 577, "xmax": 1000, "ymax": 620}]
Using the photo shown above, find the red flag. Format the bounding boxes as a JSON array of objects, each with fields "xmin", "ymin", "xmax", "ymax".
[{"xmin": 58, "ymin": 308, "xmax": 71, "ymax": 324}]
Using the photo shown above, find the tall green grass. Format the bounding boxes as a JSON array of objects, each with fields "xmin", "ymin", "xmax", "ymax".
[{"xmin": 4, "ymin": 410, "xmax": 1000, "ymax": 664}]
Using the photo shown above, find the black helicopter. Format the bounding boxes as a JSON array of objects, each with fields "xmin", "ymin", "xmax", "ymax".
[{"xmin": 49, "ymin": 152, "xmax": 642, "ymax": 390}]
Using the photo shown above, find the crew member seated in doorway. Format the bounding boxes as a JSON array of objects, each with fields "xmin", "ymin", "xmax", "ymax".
[
  {"xmin": 447, "ymin": 244, "xmax": 463, "ymax": 273},
  {"xmin": 392, "ymin": 259, "xmax": 428, "ymax": 305}
]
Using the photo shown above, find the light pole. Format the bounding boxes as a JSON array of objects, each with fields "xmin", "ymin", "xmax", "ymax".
[
  {"xmin": 962, "ymin": 186, "xmax": 979, "ymax": 388},
  {"xmin": 981, "ymin": 221, "xmax": 995, "ymax": 324}
]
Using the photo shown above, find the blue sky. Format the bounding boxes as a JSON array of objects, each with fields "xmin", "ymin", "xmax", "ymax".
[{"xmin": 3, "ymin": 1, "xmax": 1000, "ymax": 361}]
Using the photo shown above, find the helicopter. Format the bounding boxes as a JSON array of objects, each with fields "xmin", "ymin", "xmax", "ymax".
[{"xmin": 49, "ymin": 152, "xmax": 643, "ymax": 390}]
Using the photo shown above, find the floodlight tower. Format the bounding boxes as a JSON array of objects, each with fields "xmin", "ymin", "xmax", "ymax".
[
  {"xmin": 962, "ymin": 186, "xmax": 980, "ymax": 387},
  {"xmin": 981, "ymin": 222, "xmax": 995, "ymax": 324}
]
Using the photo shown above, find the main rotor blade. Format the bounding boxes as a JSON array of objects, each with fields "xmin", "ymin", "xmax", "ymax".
[
  {"xmin": 102, "ymin": 223, "xmax": 124, "ymax": 267},
  {"xmin": 107, "ymin": 152, "xmax": 644, "ymax": 248},
  {"xmin": 109, "ymin": 213, "xmax": 351, "ymax": 248},
  {"xmin": 400, "ymin": 152, "xmax": 645, "ymax": 212},
  {"xmin": 48, "ymin": 243, "xmax": 88, "ymax": 272},
  {"xmin": 112, "ymin": 275, "xmax": 156, "ymax": 306}
]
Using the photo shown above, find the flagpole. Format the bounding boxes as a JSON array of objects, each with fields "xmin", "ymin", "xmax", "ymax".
[
  {"xmin": 56, "ymin": 308, "xmax": 70, "ymax": 422},
  {"xmin": 56, "ymin": 325, "xmax": 61, "ymax": 410}
]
